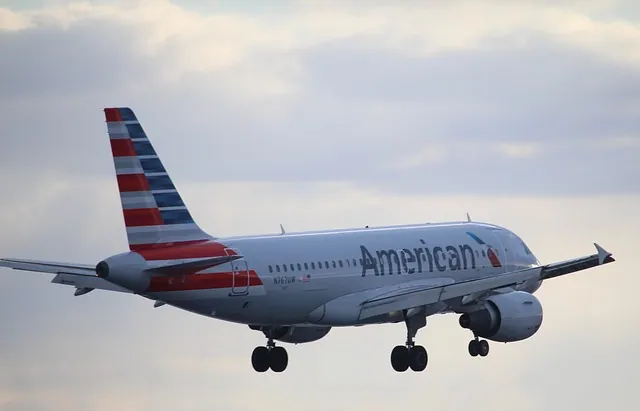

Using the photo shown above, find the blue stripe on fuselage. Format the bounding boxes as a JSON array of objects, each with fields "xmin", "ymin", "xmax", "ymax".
[{"xmin": 466, "ymin": 232, "xmax": 485, "ymax": 244}]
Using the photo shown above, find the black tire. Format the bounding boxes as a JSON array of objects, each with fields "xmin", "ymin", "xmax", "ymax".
[
  {"xmin": 391, "ymin": 345, "xmax": 410, "ymax": 372},
  {"xmin": 251, "ymin": 346, "xmax": 270, "ymax": 372},
  {"xmin": 478, "ymin": 340, "xmax": 489, "ymax": 357},
  {"xmin": 409, "ymin": 345, "xmax": 428, "ymax": 372},
  {"xmin": 468, "ymin": 340, "xmax": 479, "ymax": 357},
  {"xmin": 269, "ymin": 346, "xmax": 289, "ymax": 372}
]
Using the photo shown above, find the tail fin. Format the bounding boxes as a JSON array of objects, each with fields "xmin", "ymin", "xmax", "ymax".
[{"xmin": 104, "ymin": 107, "xmax": 213, "ymax": 251}]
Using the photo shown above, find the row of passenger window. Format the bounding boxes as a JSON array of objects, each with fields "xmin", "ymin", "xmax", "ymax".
[
  {"xmin": 268, "ymin": 258, "xmax": 363, "ymax": 274},
  {"xmin": 267, "ymin": 249, "xmax": 495, "ymax": 274}
]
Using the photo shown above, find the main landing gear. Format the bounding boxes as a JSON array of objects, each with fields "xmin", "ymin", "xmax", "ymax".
[
  {"xmin": 467, "ymin": 334, "xmax": 490, "ymax": 357},
  {"xmin": 251, "ymin": 333, "xmax": 288, "ymax": 372},
  {"xmin": 390, "ymin": 311, "xmax": 428, "ymax": 372}
]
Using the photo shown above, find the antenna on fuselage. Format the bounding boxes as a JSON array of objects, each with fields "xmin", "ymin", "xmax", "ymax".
[
  {"xmin": 466, "ymin": 213, "xmax": 472, "ymax": 222},
  {"xmin": 280, "ymin": 224, "xmax": 286, "ymax": 235}
]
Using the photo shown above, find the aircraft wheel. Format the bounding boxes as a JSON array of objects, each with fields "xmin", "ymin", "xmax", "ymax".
[
  {"xmin": 251, "ymin": 346, "xmax": 270, "ymax": 372},
  {"xmin": 478, "ymin": 340, "xmax": 490, "ymax": 357},
  {"xmin": 468, "ymin": 340, "xmax": 479, "ymax": 357},
  {"xmin": 391, "ymin": 345, "xmax": 410, "ymax": 372},
  {"xmin": 269, "ymin": 346, "xmax": 288, "ymax": 372},
  {"xmin": 409, "ymin": 345, "xmax": 428, "ymax": 372}
]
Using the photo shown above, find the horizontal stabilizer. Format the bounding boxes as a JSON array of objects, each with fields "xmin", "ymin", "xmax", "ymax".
[
  {"xmin": 144, "ymin": 255, "xmax": 243, "ymax": 275},
  {"xmin": 0, "ymin": 258, "xmax": 96, "ymax": 276}
]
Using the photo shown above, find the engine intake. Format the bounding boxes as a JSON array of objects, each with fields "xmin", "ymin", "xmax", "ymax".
[{"xmin": 459, "ymin": 291, "xmax": 543, "ymax": 342}]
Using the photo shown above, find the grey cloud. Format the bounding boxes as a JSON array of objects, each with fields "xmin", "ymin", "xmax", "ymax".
[
  {"xmin": 0, "ymin": 19, "xmax": 151, "ymax": 98},
  {"xmin": 300, "ymin": 34, "xmax": 640, "ymax": 141},
  {"xmin": 0, "ymin": 8, "xmax": 638, "ymax": 199}
]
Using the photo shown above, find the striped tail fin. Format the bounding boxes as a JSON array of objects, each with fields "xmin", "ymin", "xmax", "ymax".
[{"xmin": 104, "ymin": 107, "xmax": 213, "ymax": 251}]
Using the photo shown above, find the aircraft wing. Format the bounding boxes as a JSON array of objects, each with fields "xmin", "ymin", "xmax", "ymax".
[
  {"xmin": 359, "ymin": 243, "xmax": 615, "ymax": 320},
  {"xmin": 0, "ymin": 258, "xmax": 131, "ymax": 294}
]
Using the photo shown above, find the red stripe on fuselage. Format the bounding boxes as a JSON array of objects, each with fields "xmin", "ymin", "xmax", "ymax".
[
  {"xmin": 136, "ymin": 241, "xmax": 231, "ymax": 260},
  {"xmin": 147, "ymin": 270, "xmax": 262, "ymax": 292},
  {"xmin": 488, "ymin": 249, "xmax": 502, "ymax": 267},
  {"xmin": 117, "ymin": 174, "xmax": 150, "ymax": 192},
  {"xmin": 123, "ymin": 208, "xmax": 163, "ymax": 227},
  {"xmin": 111, "ymin": 139, "xmax": 137, "ymax": 157},
  {"xmin": 105, "ymin": 108, "xmax": 123, "ymax": 122}
]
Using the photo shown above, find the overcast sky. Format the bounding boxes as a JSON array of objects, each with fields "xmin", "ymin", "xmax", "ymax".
[{"xmin": 0, "ymin": 1, "xmax": 638, "ymax": 410}]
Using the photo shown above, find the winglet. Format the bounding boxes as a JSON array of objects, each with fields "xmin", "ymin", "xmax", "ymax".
[{"xmin": 594, "ymin": 243, "xmax": 614, "ymax": 265}]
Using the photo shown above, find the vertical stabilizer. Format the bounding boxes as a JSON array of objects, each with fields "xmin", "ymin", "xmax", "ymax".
[{"xmin": 104, "ymin": 107, "xmax": 213, "ymax": 250}]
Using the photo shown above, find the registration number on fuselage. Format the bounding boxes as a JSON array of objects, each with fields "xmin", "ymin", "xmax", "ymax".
[{"xmin": 273, "ymin": 276, "xmax": 296, "ymax": 285}]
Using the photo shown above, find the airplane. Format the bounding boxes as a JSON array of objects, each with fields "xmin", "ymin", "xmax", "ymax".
[{"xmin": 0, "ymin": 107, "xmax": 616, "ymax": 373}]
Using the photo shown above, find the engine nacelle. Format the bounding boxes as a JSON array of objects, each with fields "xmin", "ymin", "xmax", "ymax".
[
  {"xmin": 96, "ymin": 252, "xmax": 149, "ymax": 293},
  {"xmin": 252, "ymin": 326, "xmax": 332, "ymax": 344},
  {"xmin": 459, "ymin": 291, "xmax": 543, "ymax": 343}
]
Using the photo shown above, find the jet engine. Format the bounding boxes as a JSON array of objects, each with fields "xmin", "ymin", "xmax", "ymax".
[
  {"xmin": 96, "ymin": 251, "xmax": 150, "ymax": 293},
  {"xmin": 458, "ymin": 291, "xmax": 543, "ymax": 342},
  {"xmin": 252, "ymin": 326, "xmax": 332, "ymax": 344}
]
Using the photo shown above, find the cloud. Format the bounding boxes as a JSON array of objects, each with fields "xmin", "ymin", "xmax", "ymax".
[
  {"xmin": 0, "ymin": 7, "xmax": 30, "ymax": 30},
  {"xmin": 495, "ymin": 142, "xmax": 542, "ymax": 158},
  {"xmin": 1, "ymin": 1, "xmax": 638, "ymax": 197}
]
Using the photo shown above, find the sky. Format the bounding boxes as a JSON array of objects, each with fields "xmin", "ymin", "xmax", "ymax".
[{"xmin": 0, "ymin": 0, "xmax": 638, "ymax": 410}]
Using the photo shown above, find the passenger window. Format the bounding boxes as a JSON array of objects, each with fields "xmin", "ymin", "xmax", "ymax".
[
  {"xmin": 325, "ymin": 261, "xmax": 329, "ymax": 269},
  {"xmin": 353, "ymin": 259, "xmax": 357, "ymax": 266},
  {"xmin": 311, "ymin": 262, "xmax": 315, "ymax": 269},
  {"xmin": 303, "ymin": 263, "xmax": 307, "ymax": 270},
  {"xmin": 332, "ymin": 261, "xmax": 336, "ymax": 268},
  {"xmin": 297, "ymin": 263, "xmax": 301, "ymax": 271},
  {"xmin": 290, "ymin": 264, "xmax": 295, "ymax": 271},
  {"xmin": 276, "ymin": 265, "xmax": 281, "ymax": 273},
  {"xmin": 283, "ymin": 265, "xmax": 288, "ymax": 272},
  {"xmin": 318, "ymin": 261, "xmax": 322, "ymax": 269},
  {"xmin": 339, "ymin": 260, "xmax": 343, "ymax": 268},
  {"xmin": 269, "ymin": 265, "xmax": 273, "ymax": 273}
]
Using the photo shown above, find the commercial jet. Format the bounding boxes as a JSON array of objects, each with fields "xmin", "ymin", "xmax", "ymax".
[{"xmin": 0, "ymin": 108, "xmax": 615, "ymax": 373}]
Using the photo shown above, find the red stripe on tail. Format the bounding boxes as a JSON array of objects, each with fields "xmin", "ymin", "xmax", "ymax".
[
  {"xmin": 123, "ymin": 208, "xmax": 163, "ymax": 227},
  {"xmin": 117, "ymin": 174, "xmax": 150, "ymax": 192},
  {"xmin": 129, "ymin": 240, "xmax": 209, "ymax": 252},
  {"xmin": 105, "ymin": 108, "xmax": 123, "ymax": 122},
  {"xmin": 136, "ymin": 241, "xmax": 230, "ymax": 260},
  {"xmin": 111, "ymin": 139, "xmax": 137, "ymax": 157}
]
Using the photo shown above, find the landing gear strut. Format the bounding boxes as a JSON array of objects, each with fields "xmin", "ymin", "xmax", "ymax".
[
  {"xmin": 390, "ymin": 310, "xmax": 428, "ymax": 372},
  {"xmin": 467, "ymin": 334, "xmax": 490, "ymax": 357},
  {"xmin": 251, "ymin": 330, "xmax": 288, "ymax": 372}
]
